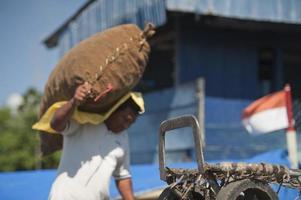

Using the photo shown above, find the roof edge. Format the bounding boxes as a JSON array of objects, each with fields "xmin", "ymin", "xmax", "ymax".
[{"xmin": 43, "ymin": 0, "xmax": 96, "ymax": 48}]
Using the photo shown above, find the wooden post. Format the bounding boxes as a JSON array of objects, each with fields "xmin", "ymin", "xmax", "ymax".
[
  {"xmin": 196, "ymin": 78, "xmax": 206, "ymax": 146},
  {"xmin": 284, "ymin": 84, "xmax": 298, "ymax": 169}
]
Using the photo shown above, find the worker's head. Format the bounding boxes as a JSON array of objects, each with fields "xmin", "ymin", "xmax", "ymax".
[{"xmin": 104, "ymin": 98, "xmax": 140, "ymax": 133}]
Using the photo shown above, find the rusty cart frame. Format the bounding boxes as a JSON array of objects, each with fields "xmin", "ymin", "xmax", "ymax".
[{"xmin": 158, "ymin": 115, "xmax": 301, "ymax": 200}]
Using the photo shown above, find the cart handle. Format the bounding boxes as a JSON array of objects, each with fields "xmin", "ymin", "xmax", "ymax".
[{"xmin": 159, "ymin": 115, "xmax": 205, "ymax": 181}]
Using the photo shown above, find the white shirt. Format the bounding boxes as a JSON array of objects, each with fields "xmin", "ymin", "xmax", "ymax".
[{"xmin": 48, "ymin": 120, "xmax": 131, "ymax": 200}]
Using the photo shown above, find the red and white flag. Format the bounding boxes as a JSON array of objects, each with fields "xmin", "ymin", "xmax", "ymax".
[
  {"xmin": 242, "ymin": 90, "xmax": 289, "ymax": 134},
  {"xmin": 242, "ymin": 85, "xmax": 298, "ymax": 168}
]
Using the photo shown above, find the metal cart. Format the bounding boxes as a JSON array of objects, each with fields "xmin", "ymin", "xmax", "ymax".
[{"xmin": 158, "ymin": 115, "xmax": 301, "ymax": 200}]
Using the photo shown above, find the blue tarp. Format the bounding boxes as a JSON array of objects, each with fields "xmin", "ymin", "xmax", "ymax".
[{"xmin": 0, "ymin": 149, "xmax": 299, "ymax": 199}]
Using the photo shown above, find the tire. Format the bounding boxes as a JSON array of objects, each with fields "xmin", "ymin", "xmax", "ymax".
[
  {"xmin": 216, "ymin": 179, "xmax": 278, "ymax": 200},
  {"xmin": 158, "ymin": 187, "xmax": 181, "ymax": 200},
  {"xmin": 158, "ymin": 186, "xmax": 205, "ymax": 200}
]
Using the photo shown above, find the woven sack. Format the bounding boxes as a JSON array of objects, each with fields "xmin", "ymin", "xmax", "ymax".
[{"xmin": 39, "ymin": 23, "xmax": 155, "ymax": 156}]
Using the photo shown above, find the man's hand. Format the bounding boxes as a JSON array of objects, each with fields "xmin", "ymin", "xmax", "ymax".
[
  {"xmin": 73, "ymin": 82, "xmax": 92, "ymax": 106},
  {"xmin": 50, "ymin": 82, "xmax": 92, "ymax": 132}
]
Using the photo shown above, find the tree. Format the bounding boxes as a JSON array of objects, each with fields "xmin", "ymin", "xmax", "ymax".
[{"xmin": 0, "ymin": 88, "xmax": 60, "ymax": 171}]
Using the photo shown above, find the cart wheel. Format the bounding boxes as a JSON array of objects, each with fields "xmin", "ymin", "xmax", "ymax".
[
  {"xmin": 158, "ymin": 186, "xmax": 205, "ymax": 200},
  {"xmin": 158, "ymin": 187, "xmax": 181, "ymax": 200},
  {"xmin": 216, "ymin": 179, "xmax": 278, "ymax": 200}
]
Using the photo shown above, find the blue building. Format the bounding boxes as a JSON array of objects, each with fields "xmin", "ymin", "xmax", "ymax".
[{"xmin": 44, "ymin": 0, "xmax": 301, "ymax": 164}]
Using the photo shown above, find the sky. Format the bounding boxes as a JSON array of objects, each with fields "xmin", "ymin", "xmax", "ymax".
[{"xmin": 0, "ymin": 0, "xmax": 86, "ymax": 106}]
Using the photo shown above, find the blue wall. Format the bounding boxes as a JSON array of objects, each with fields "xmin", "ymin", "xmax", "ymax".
[
  {"xmin": 127, "ymin": 23, "xmax": 301, "ymax": 164},
  {"xmin": 128, "ymin": 82, "xmax": 197, "ymax": 164},
  {"xmin": 128, "ymin": 82, "xmax": 296, "ymax": 164},
  {"xmin": 178, "ymin": 27, "xmax": 260, "ymax": 99}
]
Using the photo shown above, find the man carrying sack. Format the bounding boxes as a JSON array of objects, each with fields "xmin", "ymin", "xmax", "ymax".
[
  {"xmin": 48, "ymin": 82, "xmax": 143, "ymax": 200},
  {"xmin": 33, "ymin": 23, "xmax": 154, "ymax": 200}
]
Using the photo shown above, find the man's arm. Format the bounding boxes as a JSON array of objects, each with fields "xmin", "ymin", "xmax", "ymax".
[
  {"xmin": 50, "ymin": 82, "xmax": 91, "ymax": 132},
  {"xmin": 115, "ymin": 178, "xmax": 135, "ymax": 200}
]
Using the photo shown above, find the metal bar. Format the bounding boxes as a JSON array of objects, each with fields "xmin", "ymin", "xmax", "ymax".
[{"xmin": 159, "ymin": 115, "xmax": 205, "ymax": 181}]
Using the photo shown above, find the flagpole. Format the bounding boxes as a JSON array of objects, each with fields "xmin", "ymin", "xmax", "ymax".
[{"xmin": 284, "ymin": 84, "xmax": 299, "ymax": 169}]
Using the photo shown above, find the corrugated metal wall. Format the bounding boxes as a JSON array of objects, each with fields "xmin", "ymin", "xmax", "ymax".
[
  {"xmin": 56, "ymin": 0, "xmax": 301, "ymax": 55},
  {"xmin": 167, "ymin": 0, "xmax": 301, "ymax": 24},
  {"xmin": 177, "ymin": 27, "xmax": 260, "ymax": 99},
  {"xmin": 58, "ymin": 0, "xmax": 166, "ymax": 55},
  {"xmin": 128, "ymin": 81, "xmax": 296, "ymax": 164},
  {"xmin": 128, "ymin": 82, "xmax": 197, "ymax": 164}
]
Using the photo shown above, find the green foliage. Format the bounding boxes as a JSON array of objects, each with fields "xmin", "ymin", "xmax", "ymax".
[{"xmin": 0, "ymin": 88, "xmax": 60, "ymax": 171}]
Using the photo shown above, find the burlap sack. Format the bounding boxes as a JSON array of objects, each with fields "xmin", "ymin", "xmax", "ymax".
[{"xmin": 39, "ymin": 23, "xmax": 155, "ymax": 156}]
